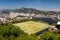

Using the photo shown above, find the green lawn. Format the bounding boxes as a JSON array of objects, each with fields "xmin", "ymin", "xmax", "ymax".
[{"xmin": 13, "ymin": 21, "xmax": 49, "ymax": 35}]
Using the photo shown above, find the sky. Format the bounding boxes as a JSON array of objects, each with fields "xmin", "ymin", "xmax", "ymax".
[{"xmin": 0, "ymin": 0, "xmax": 60, "ymax": 11}]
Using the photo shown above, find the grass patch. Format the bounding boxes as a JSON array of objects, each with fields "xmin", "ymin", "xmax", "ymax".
[{"xmin": 13, "ymin": 21, "xmax": 49, "ymax": 35}]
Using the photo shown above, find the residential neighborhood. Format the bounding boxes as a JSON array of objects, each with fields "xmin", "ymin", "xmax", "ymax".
[{"xmin": 0, "ymin": 11, "xmax": 60, "ymax": 23}]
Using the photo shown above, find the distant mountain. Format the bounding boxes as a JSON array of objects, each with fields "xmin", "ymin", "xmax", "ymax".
[
  {"xmin": 13, "ymin": 7, "xmax": 59, "ymax": 15},
  {"xmin": 0, "ymin": 7, "xmax": 60, "ymax": 14},
  {"xmin": 13, "ymin": 7, "xmax": 46, "ymax": 14}
]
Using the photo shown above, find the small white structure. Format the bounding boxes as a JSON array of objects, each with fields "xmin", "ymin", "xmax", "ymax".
[
  {"xmin": 57, "ymin": 21, "xmax": 60, "ymax": 25},
  {"xmin": 56, "ymin": 21, "xmax": 60, "ymax": 31}
]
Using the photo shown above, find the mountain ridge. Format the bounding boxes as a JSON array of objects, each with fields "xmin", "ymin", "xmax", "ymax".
[{"xmin": 0, "ymin": 7, "xmax": 60, "ymax": 14}]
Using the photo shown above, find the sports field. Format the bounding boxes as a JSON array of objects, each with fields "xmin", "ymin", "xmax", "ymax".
[{"xmin": 13, "ymin": 21, "xmax": 49, "ymax": 34}]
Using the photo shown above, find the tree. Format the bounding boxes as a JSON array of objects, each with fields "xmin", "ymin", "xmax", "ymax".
[{"xmin": 40, "ymin": 31, "xmax": 60, "ymax": 40}]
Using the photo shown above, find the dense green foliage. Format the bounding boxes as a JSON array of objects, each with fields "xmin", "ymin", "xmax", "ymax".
[
  {"xmin": 0, "ymin": 19, "xmax": 60, "ymax": 40},
  {"xmin": 39, "ymin": 31, "xmax": 60, "ymax": 40},
  {"xmin": 0, "ymin": 24, "xmax": 37, "ymax": 40}
]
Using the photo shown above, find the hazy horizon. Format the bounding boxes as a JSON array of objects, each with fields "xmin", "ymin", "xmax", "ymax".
[{"xmin": 0, "ymin": 0, "xmax": 60, "ymax": 11}]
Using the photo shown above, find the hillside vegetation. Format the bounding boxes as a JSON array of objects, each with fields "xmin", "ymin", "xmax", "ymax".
[
  {"xmin": 1, "ymin": 7, "xmax": 60, "ymax": 14},
  {"xmin": 0, "ymin": 19, "xmax": 60, "ymax": 40}
]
